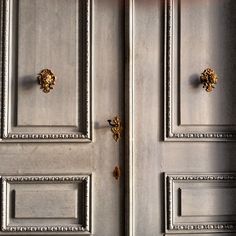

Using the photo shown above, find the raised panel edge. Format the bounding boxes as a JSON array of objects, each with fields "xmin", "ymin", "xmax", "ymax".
[
  {"xmin": 165, "ymin": 173, "xmax": 236, "ymax": 233},
  {"xmin": 0, "ymin": 0, "xmax": 92, "ymax": 142},
  {"xmin": 164, "ymin": 0, "xmax": 236, "ymax": 142},
  {"xmin": 1, "ymin": 174, "xmax": 92, "ymax": 233}
]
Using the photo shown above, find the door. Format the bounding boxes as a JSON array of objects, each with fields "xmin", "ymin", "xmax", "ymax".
[
  {"xmin": 0, "ymin": 0, "xmax": 127, "ymax": 235},
  {"xmin": 131, "ymin": 0, "xmax": 236, "ymax": 235}
]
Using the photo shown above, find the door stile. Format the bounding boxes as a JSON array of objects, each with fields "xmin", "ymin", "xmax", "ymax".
[{"xmin": 125, "ymin": 0, "xmax": 135, "ymax": 236}]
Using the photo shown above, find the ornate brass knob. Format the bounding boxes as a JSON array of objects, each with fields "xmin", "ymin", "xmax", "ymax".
[
  {"xmin": 37, "ymin": 69, "xmax": 56, "ymax": 93},
  {"xmin": 200, "ymin": 68, "xmax": 218, "ymax": 92},
  {"xmin": 107, "ymin": 116, "xmax": 123, "ymax": 142}
]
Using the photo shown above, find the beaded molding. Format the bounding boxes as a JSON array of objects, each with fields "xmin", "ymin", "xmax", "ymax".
[
  {"xmin": 1, "ymin": 0, "xmax": 92, "ymax": 142},
  {"xmin": 164, "ymin": 0, "xmax": 236, "ymax": 141},
  {"xmin": 1, "ymin": 175, "xmax": 91, "ymax": 233},
  {"xmin": 166, "ymin": 173, "xmax": 236, "ymax": 232}
]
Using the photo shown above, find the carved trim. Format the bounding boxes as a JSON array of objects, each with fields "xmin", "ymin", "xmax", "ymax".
[
  {"xmin": 1, "ymin": 178, "xmax": 7, "ymax": 230},
  {"xmin": 165, "ymin": 0, "xmax": 173, "ymax": 140},
  {"xmin": 85, "ymin": 174, "xmax": 91, "ymax": 232},
  {"xmin": 2, "ymin": 175, "xmax": 89, "ymax": 182},
  {"xmin": 166, "ymin": 173, "xmax": 236, "ymax": 233},
  {"xmin": 171, "ymin": 224, "xmax": 236, "ymax": 231},
  {"xmin": 169, "ymin": 175, "xmax": 236, "ymax": 181},
  {"xmin": 84, "ymin": 0, "xmax": 92, "ymax": 140},
  {"xmin": 1, "ymin": 0, "xmax": 92, "ymax": 142},
  {"xmin": 167, "ymin": 176, "xmax": 173, "ymax": 230},
  {"xmin": 2, "ymin": 226, "xmax": 87, "ymax": 232},
  {"xmin": 164, "ymin": 0, "xmax": 236, "ymax": 141},
  {"xmin": 6, "ymin": 133, "xmax": 89, "ymax": 140},
  {"xmin": 2, "ymin": 0, "xmax": 9, "ymax": 139},
  {"xmin": 0, "ymin": 0, "xmax": 4, "ymax": 135},
  {"xmin": 1, "ymin": 175, "xmax": 91, "ymax": 233}
]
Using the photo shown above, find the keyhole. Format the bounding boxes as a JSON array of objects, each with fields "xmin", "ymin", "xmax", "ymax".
[{"xmin": 113, "ymin": 166, "xmax": 121, "ymax": 180}]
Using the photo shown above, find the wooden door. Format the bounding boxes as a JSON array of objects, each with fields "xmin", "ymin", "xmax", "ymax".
[
  {"xmin": 0, "ymin": 0, "xmax": 128, "ymax": 235},
  {"xmin": 130, "ymin": 0, "xmax": 236, "ymax": 235}
]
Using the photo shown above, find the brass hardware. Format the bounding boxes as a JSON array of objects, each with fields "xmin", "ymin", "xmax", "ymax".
[
  {"xmin": 200, "ymin": 68, "xmax": 218, "ymax": 92},
  {"xmin": 107, "ymin": 116, "xmax": 123, "ymax": 142},
  {"xmin": 113, "ymin": 166, "xmax": 121, "ymax": 180},
  {"xmin": 37, "ymin": 69, "xmax": 56, "ymax": 93}
]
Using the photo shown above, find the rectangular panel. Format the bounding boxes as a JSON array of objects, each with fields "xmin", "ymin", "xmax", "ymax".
[
  {"xmin": 2, "ymin": 175, "xmax": 91, "ymax": 233},
  {"xmin": 1, "ymin": 0, "xmax": 92, "ymax": 142},
  {"xmin": 181, "ymin": 188, "xmax": 236, "ymax": 217},
  {"xmin": 17, "ymin": 0, "xmax": 78, "ymax": 126},
  {"xmin": 165, "ymin": 173, "xmax": 236, "ymax": 233},
  {"xmin": 180, "ymin": 0, "xmax": 236, "ymax": 126},
  {"xmin": 164, "ymin": 0, "xmax": 236, "ymax": 141},
  {"xmin": 15, "ymin": 190, "xmax": 77, "ymax": 219}
]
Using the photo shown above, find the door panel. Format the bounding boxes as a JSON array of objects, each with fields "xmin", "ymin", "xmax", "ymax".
[
  {"xmin": 164, "ymin": 0, "xmax": 236, "ymax": 141},
  {"xmin": 132, "ymin": 0, "xmax": 236, "ymax": 235},
  {"xmin": 178, "ymin": 0, "xmax": 236, "ymax": 126},
  {"xmin": 165, "ymin": 173, "xmax": 236, "ymax": 233},
  {"xmin": 3, "ymin": 0, "xmax": 91, "ymax": 141},
  {"xmin": 2, "ymin": 175, "xmax": 90, "ymax": 232},
  {"xmin": 17, "ymin": 0, "xmax": 79, "ymax": 127},
  {"xmin": 0, "ymin": 0, "xmax": 125, "ymax": 235}
]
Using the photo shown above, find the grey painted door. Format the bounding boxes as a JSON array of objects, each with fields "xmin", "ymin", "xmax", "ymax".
[
  {"xmin": 131, "ymin": 0, "xmax": 236, "ymax": 235},
  {"xmin": 0, "ymin": 0, "xmax": 125, "ymax": 235}
]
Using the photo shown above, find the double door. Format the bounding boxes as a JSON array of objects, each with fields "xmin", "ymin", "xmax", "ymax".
[{"xmin": 0, "ymin": 0, "xmax": 126, "ymax": 235}]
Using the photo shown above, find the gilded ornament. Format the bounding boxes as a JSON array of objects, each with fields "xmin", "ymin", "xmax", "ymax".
[
  {"xmin": 200, "ymin": 68, "xmax": 218, "ymax": 92},
  {"xmin": 37, "ymin": 69, "xmax": 56, "ymax": 93},
  {"xmin": 107, "ymin": 116, "xmax": 123, "ymax": 142}
]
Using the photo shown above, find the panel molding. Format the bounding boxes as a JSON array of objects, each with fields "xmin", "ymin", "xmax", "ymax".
[
  {"xmin": 1, "ymin": 0, "xmax": 92, "ymax": 142},
  {"xmin": 165, "ymin": 173, "xmax": 236, "ymax": 233},
  {"xmin": 1, "ymin": 175, "xmax": 91, "ymax": 233},
  {"xmin": 164, "ymin": 0, "xmax": 236, "ymax": 141}
]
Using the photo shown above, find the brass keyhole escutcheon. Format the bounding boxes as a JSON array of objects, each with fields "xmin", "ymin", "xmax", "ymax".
[
  {"xmin": 37, "ymin": 69, "xmax": 56, "ymax": 93},
  {"xmin": 107, "ymin": 116, "xmax": 123, "ymax": 142},
  {"xmin": 113, "ymin": 166, "xmax": 121, "ymax": 180},
  {"xmin": 200, "ymin": 68, "xmax": 218, "ymax": 92}
]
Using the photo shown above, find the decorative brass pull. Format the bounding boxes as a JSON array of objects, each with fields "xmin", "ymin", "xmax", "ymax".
[
  {"xmin": 200, "ymin": 68, "xmax": 218, "ymax": 92},
  {"xmin": 107, "ymin": 116, "xmax": 123, "ymax": 142},
  {"xmin": 37, "ymin": 69, "xmax": 56, "ymax": 93}
]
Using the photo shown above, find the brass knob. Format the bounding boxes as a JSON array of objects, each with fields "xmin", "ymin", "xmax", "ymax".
[
  {"xmin": 200, "ymin": 68, "xmax": 218, "ymax": 92},
  {"xmin": 107, "ymin": 116, "xmax": 123, "ymax": 142},
  {"xmin": 37, "ymin": 69, "xmax": 56, "ymax": 93}
]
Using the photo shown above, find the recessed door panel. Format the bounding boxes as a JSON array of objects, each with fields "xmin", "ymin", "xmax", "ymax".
[
  {"xmin": 2, "ymin": 175, "xmax": 91, "ymax": 233},
  {"xmin": 17, "ymin": 0, "xmax": 79, "ymax": 127},
  {"xmin": 165, "ymin": 174, "xmax": 236, "ymax": 233},
  {"xmin": 180, "ymin": 0, "xmax": 236, "ymax": 126},
  {"xmin": 164, "ymin": 0, "xmax": 236, "ymax": 141},
  {"xmin": 2, "ymin": 0, "xmax": 91, "ymax": 142}
]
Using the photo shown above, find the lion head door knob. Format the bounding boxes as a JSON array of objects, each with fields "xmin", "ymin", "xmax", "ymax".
[
  {"xmin": 37, "ymin": 69, "xmax": 56, "ymax": 93},
  {"xmin": 200, "ymin": 68, "xmax": 218, "ymax": 92}
]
